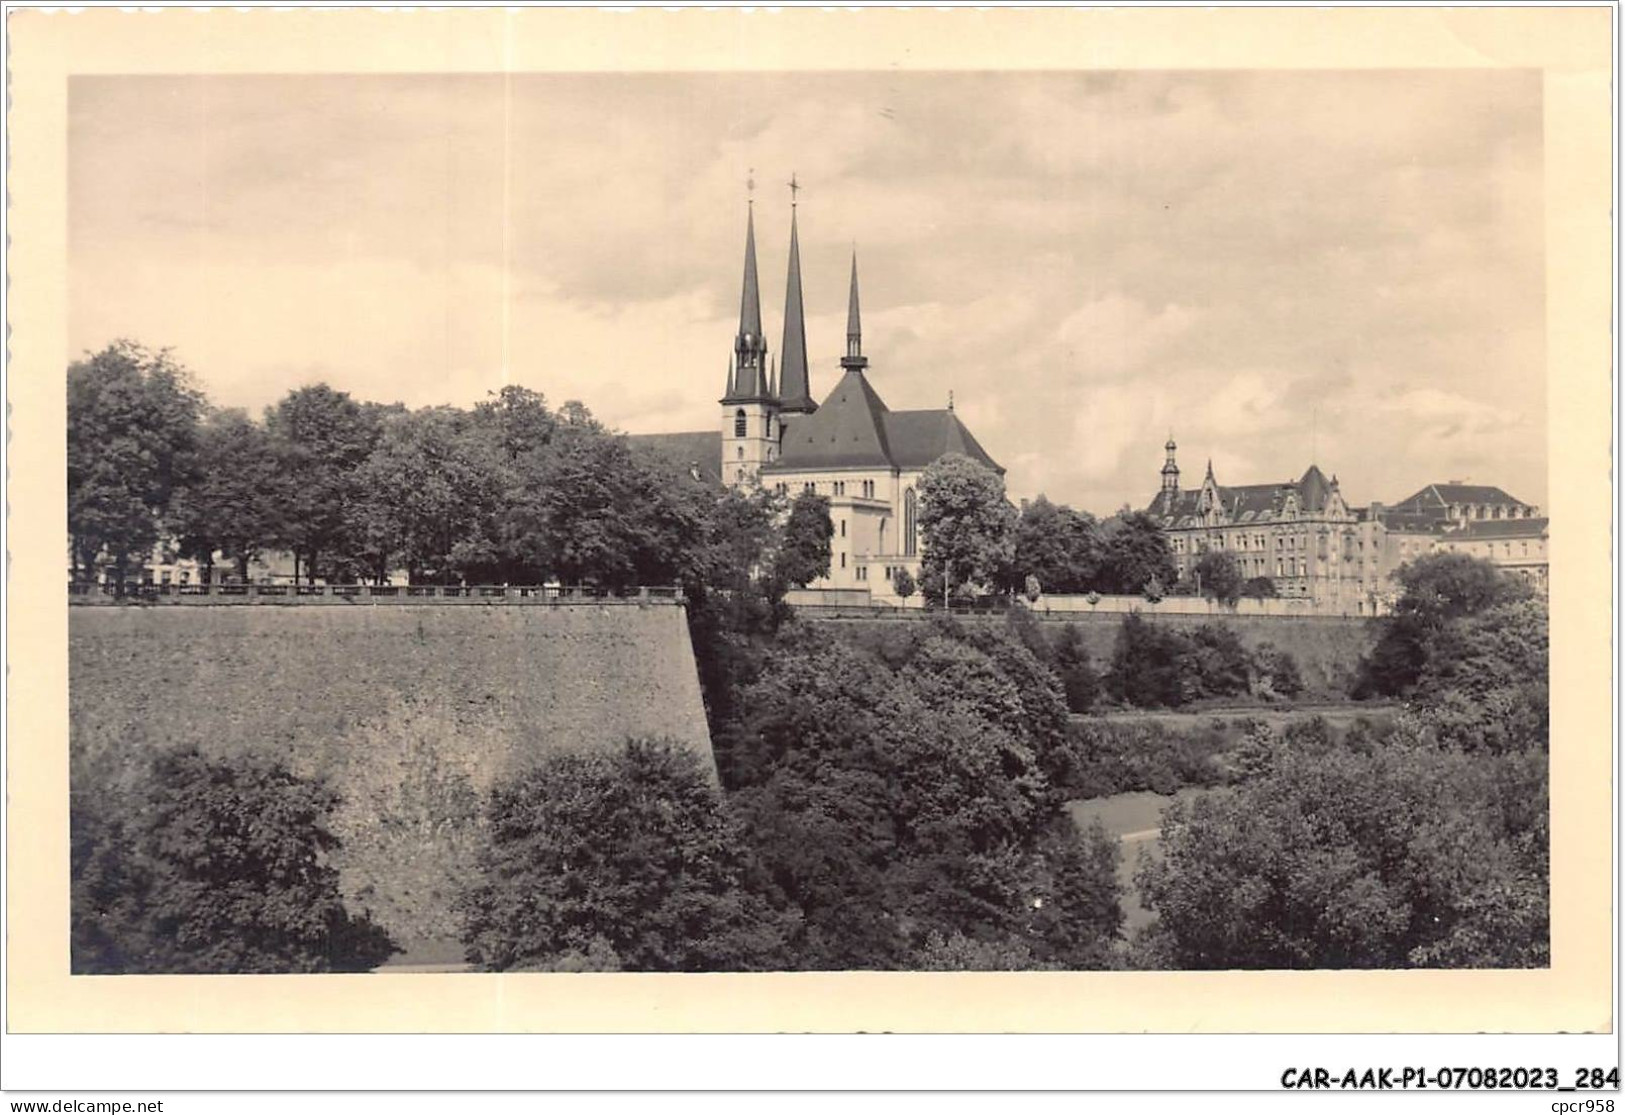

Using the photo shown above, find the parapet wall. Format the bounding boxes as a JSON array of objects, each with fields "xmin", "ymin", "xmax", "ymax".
[{"xmin": 70, "ymin": 602, "xmax": 715, "ymax": 958}]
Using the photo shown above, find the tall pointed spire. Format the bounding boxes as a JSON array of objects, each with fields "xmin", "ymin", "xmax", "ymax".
[
  {"xmin": 841, "ymin": 250, "xmax": 868, "ymax": 372},
  {"xmin": 724, "ymin": 198, "xmax": 770, "ymax": 401},
  {"xmin": 778, "ymin": 182, "xmax": 816, "ymax": 413},
  {"xmin": 739, "ymin": 204, "xmax": 764, "ymax": 344}
]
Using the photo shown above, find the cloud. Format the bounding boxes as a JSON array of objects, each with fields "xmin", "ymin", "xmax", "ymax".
[{"xmin": 69, "ymin": 69, "xmax": 1546, "ymax": 516}]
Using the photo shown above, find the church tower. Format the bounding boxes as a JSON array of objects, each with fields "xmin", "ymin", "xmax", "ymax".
[
  {"xmin": 720, "ymin": 201, "xmax": 781, "ymax": 487},
  {"xmin": 1160, "ymin": 434, "xmax": 1180, "ymax": 505}
]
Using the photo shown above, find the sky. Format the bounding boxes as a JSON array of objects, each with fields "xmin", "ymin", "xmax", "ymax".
[{"xmin": 69, "ymin": 69, "xmax": 1546, "ymax": 515}]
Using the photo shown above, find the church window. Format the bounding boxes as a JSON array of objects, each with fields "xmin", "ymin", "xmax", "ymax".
[
  {"xmin": 734, "ymin": 409, "xmax": 747, "ymax": 438},
  {"xmin": 904, "ymin": 489, "xmax": 918, "ymax": 556},
  {"xmin": 804, "ymin": 482, "xmax": 815, "ymax": 494},
  {"xmin": 840, "ymin": 519, "xmax": 847, "ymax": 538},
  {"xmin": 840, "ymin": 553, "xmax": 847, "ymax": 569},
  {"xmin": 736, "ymin": 446, "xmax": 744, "ymax": 459},
  {"xmin": 763, "ymin": 416, "xmax": 771, "ymax": 438}
]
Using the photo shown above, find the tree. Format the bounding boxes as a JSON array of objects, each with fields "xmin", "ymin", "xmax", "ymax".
[
  {"xmin": 1051, "ymin": 624, "xmax": 1099, "ymax": 713},
  {"xmin": 1251, "ymin": 641, "xmax": 1304, "ymax": 699},
  {"xmin": 458, "ymin": 738, "xmax": 790, "ymax": 972},
  {"xmin": 67, "ymin": 341, "xmax": 204, "ymax": 590},
  {"xmin": 1010, "ymin": 496, "xmax": 1101, "ymax": 594},
  {"xmin": 1241, "ymin": 576, "xmax": 1278, "ymax": 600},
  {"xmin": 776, "ymin": 490, "xmax": 833, "ymax": 589},
  {"xmin": 721, "ymin": 622, "xmax": 1123, "ymax": 968},
  {"xmin": 1096, "ymin": 511, "xmax": 1176, "ymax": 597},
  {"xmin": 1136, "ymin": 737, "xmax": 1547, "ymax": 969},
  {"xmin": 472, "ymin": 384, "xmax": 558, "ymax": 463},
  {"xmin": 513, "ymin": 427, "xmax": 710, "ymax": 590},
  {"xmin": 917, "ymin": 453, "xmax": 1017, "ymax": 603},
  {"xmin": 170, "ymin": 408, "xmax": 287, "ymax": 583},
  {"xmin": 1192, "ymin": 551, "xmax": 1245, "ymax": 607},
  {"xmin": 71, "ymin": 747, "xmax": 395, "ymax": 973},
  {"xmin": 265, "ymin": 384, "xmax": 379, "ymax": 584},
  {"xmin": 893, "ymin": 567, "xmax": 918, "ymax": 601},
  {"xmin": 1105, "ymin": 614, "xmax": 1190, "ymax": 708},
  {"xmin": 1355, "ymin": 554, "xmax": 1531, "ymax": 698},
  {"xmin": 348, "ymin": 406, "xmax": 505, "ymax": 584}
]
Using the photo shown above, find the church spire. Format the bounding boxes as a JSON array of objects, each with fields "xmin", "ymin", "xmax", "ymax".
[
  {"xmin": 841, "ymin": 250, "xmax": 868, "ymax": 372},
  {"xmin": 724, "ymin": 196, "xmax": 771, "ymax": 402},
  {"xmin": 778, "ymin": 180, "xmax": 816, "ymax": 413}
]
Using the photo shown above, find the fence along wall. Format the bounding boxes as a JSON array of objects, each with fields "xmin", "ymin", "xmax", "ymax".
[{"xmin": 70, "ymin": 602, "xmax": 716, "ymax": 959}]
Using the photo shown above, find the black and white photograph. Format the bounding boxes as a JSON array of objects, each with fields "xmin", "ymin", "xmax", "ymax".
[{"xmin": 5, "ymin": 4, "xmax": 1615, "ymax": 1099}]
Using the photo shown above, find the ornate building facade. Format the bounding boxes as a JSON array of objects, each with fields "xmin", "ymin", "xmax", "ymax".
[
  {"xmin": 636, "ymin": 197, "xmax": 1002, "ymax": 597},
  {"xmin": 1145, "ymin": 441, "xmax": 1547, "ymax": 613},
  {"xmin": 1146, "ymin": 439, "xmax": 1373, "ymax": 611}
]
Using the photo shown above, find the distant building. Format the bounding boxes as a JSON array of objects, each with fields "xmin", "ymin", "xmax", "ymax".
[
  {"xmin": 1145, "ymin": 439, "xmax": 1371, "ymax": 611},
  {"xmin": 632, "ymin": 197, "xmax": 1002, "ymax": 596},
  {"xmin": 1385, "ymin": 482, "xmax": 1547, "ymax": 595},
  {"xmin": 1146, "ymin": 442, "xmax": 1547, "ymax": 613}
]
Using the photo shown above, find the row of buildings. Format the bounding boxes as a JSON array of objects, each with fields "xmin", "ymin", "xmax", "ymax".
[
  {"xmin": 96, "ymin": 193, "xmax": 1548, "ymax": 617},
  {"xmin": 635, "ymin": 195, "xmax": 1546, "ymax": 616},
  {"xmin": 1146, "ymin": 445, "xmax": 1546, "ymax": 615}
]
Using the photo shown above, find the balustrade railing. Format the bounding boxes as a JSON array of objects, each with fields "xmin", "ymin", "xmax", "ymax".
[{"xmin": 67, "ymin": 583, "xmax": 686, "ymax": 606}]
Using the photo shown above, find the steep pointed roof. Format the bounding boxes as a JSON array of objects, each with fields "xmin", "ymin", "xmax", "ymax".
[
  {"xmin": 739, "ymin": 206, "xmax": 763, "ymax": 341},
  {"xmin": 1298, "ymin": 464, "xmax": 1332, "ymax": 512},
  {"xmin": 778, "ymin": 208, "xmax": 816, "ymax": 413},
  {"xmin": 762, "ymin": 368, "xmax": 894, "ymax": 471},
  {"xmin": 846, "ymin": 253, "xmax": 862, "ymax": 341},
  {"xmin": 841, "ymin": 251, "xmax": 868, "ymax": 371}
]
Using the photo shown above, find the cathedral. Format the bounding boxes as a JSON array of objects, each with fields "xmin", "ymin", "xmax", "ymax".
[{"xmin": 637, "ymin": 196, "xmax": 1002, "ymax": 598}]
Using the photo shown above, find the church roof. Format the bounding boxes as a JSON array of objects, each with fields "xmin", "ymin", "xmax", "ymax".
[
  {"xmin": 759, "ymin": 370, "xmax": 1003, "ymax": 476},
  {"xmin": 762, "ymin": 368, "xmax": 894, "ymax": 471},
  {"xmin": 628, "ymin": 430, "xmax": 724, "ymax": 486},
  {"xmin": 882, "ymin": 409, "xmax": 1003, "ymax": 472}
]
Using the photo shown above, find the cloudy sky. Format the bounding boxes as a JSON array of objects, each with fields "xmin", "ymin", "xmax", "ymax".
[{"xmin": 70, "ymin": 69, "xmax": 1545, "ymax": 514}]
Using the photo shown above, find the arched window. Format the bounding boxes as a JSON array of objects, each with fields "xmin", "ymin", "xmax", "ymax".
[
  {"xmin": 904, "ymin": 489, "xmax": 918, "ymax": 556},
  {"xmin": 734, "ymin": 409, "xmax": 747, "ymax": 438}
]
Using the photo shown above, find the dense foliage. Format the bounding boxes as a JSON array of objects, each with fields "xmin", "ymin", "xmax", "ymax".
[
  {"xmin": 716, "ymin": 618, "xmax": 1123, "ymax": 969},
  {"xmin": 1190, "ymin": 551, "xmax": 1245, "ymax": 606},
  {"xmin": 1354, "ymin": 552, "xmax": 1531, "ymax": 698},
  {"xmin": 458, "ymin": 739, "xmax": 790, "ymax": 972},
  {"xmin": 66, "ymin": 351, "xmax": 822, "ymax": 598},
  {"xmin": 916, "ymin": 453, "xmax": 1018, "ymax": 603},
  {"xmin": 71, "ymin": 747, "xmax": 396, "ymax": 974},
  {"xmin": 1136, "ymin": 560, "xmax": 1548, "ymax": 969},
  {"xmin": 1103, "ymin": 615, "xmax": 1303, "ymax": 708},
  {"xmin": 67, "ymin": 342, "xmax": 205, "ymax": 591}
]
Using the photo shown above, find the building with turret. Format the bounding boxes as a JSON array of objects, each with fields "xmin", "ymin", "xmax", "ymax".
[
  {"xmin": 1145, "ymin": 439, "xmax": 1548, "ymax": 613},
  {"xmin": 635, "ymin": 190, "xmax": 1002, "ymax": 596},
  {"xmin": 1147, "ymin": 439, "xmax": 1370, "ymax": 611}
]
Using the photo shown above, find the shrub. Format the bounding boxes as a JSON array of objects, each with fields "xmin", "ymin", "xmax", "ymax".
[
  {"xmin": 458, "ymin": 738, "xmax": 790, "ymax": 972},
  {"xmin": 1051, "ymin": 624, "xmax": 1099, "ymax": 713},
  {"xmin": 71, "ymin": 747, "xmax": 396, "ymax": 974}
]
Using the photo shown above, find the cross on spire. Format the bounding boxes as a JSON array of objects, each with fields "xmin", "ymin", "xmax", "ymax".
[
  {"xmin": 746, "ymin": 167, "xmax": 755, "ymax": 203},
  {"xmin": 788, "ymin": 171, "xmax": 800, "ymax": 206}
]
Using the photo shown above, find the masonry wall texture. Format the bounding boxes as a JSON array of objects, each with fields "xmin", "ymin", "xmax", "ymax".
[
  {"xmin": 817, "ymin": 611, "xmax": 1377, "ymax": 697},
  {"xmin": 1056, "ymin": 612, "xmax": 1377, "ymax": 696},
  {"xmin": 70, "ymin": 603, "xmax": 715, "ymax": 959}
]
